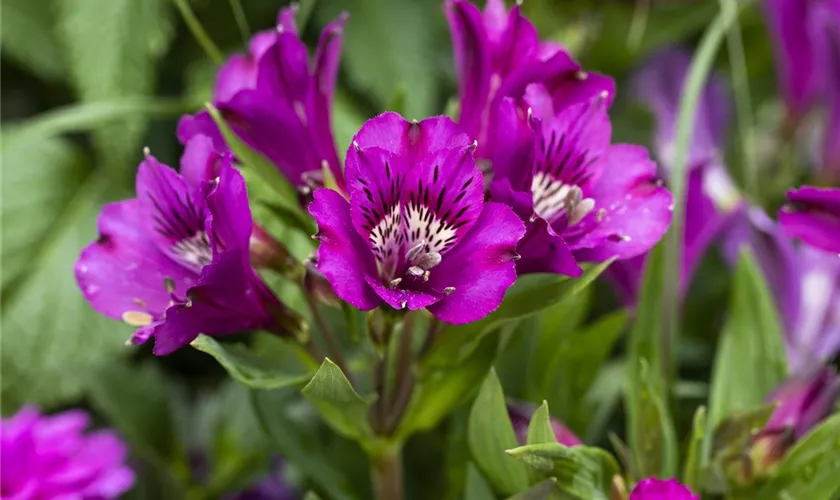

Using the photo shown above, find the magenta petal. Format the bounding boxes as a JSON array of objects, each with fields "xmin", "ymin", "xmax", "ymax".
[
  {"xmin": 177, "ymin": 111, "xmax": 227, "ymax": 154},
  {"xmin": 309, "ymin": 188, "xmax": 381, "ymax": 310},
  {"xmin": 603, "ymin": 255, "xmax": 646, "ymax": 306},
  {"xmin": 365, "ymin": 276, "xmax": 442, "ymax": 311},
  {"xmin": 426, "ymin": 202, "xmax": 524, "ymax": 324},
  {"xmin": 75, "ymin": 200, "xmax": 197, "ymax": 323},
  {"xmin": 516, "ymin": 217, "xmax": 582, "ymax": 277},
  {"xmin": 180, "ymin": 135, "xmax": 226, "ymax": 188},
  {"xmin": 791, "ymin": 246, "xmax": 840, "ymax": 371},
  {"xmin": 682, "ymin": 166, "xmax": 729, "ymax": 290},
  {"xmin": 629, "ymin": 478, "xmax": 699, "ymax": 500},
  {"xmin": 574, "ymin": 145, "xmax": 673, "ymax": 261},
  {"xmin": 779, "ymin": 186, "xmax": 840, "ymax": 253},
  {"xmin": 205, "ymin": 162, "xmax": 253, "ymax": 253},
  {"xmin": 446, "ymin": 0, "xmax": 492, "ymax": 141},
  {"xmin": 490, "ymin": 97, "xmax": 535, "ymax": 193},
  {"xmin": 213, "ymin": 30, "xmax": 275, "ymax": 103}
]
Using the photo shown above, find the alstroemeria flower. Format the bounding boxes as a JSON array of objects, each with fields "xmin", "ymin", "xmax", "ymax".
[
  {"xmin": 629, "ymin": 478, "xmax": 699, "ymax": 500},
  {"xmin": 75, "ymin": 137, "xmax": 299, "ymax": 355},
  {"xmin": 606, "ymin": 47, "xmax": 737, "ymax": 304},
  {"xmin": 724, "ymin": 207, "xmax": 840, "ymax": 372},
  {"xmin": 779, "ymin": 186, "xmax": 840, "ymax": 253},
  {"xmin": 179, "ymin": 6, "xmax": 347, "ymax": 191},
  {"xmin": 309, "ymin": 113, "xmax": 524, "ymax": 324},
  {"xmin": 507, "ymin": 402, "xmax": 582, "ymax": 447},
  {"xmin": 1, "ymin": 406, "xmax": 134, "ymax": 499},
  {"xmin": 446, "ymin": 0, "xmax": 613, "ymax": 160},
  {"xmin": 747, "ymin": 366, "xmax": 839, "ymax": 474},
  {"xmin": 489, "ymin": 87, "xmax": 673, "ymax": 277}
]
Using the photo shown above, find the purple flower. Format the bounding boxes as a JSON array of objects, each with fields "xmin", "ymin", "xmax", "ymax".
[
  {"xmin": 488, "ymin": 87, "xmax": 673, "ymax": 277},
  {"xmin": 810, "ymin": 1, "xmax": 840, "ymax": 177},
  {"xmin": 606, "ymin": 47, "xmax": 736, "ymax": 304},
  {"xmin": 445, "ymin": 0, "xmax": 613, "ymax": 160},
  {"xmin": 309, "ymin": 112, "xmax": 524, "ymax": 324},
  {"xmin": 748, "ymin": 366, "xmax": 840, "ymax": 473},
  {"xmin": 629, "ymin": 478, "xmax": 699, "ymax": 500},
  {"xmin": 75, "ymin": 136, "xmax": 299, "ymax": 355},
  {"xmin": 179, "ymin": 6, "xmax": 347, "ymax": 191},
  {"xmin": 779, "ymin": 185, "xmax": 840, "ymax": 253},
  {"xmin": 223, "ymin": 459, "xmax": 295, "ymax": 500},
  {"xmin": 1, "ymin": 406, "xmax": 134, "ymax": 499},
  {"xmin": 723, "ymin": 207, "xmax": 840, "ymax": 371},
  {"xmin": 507, "ymin": 402, "xmax": 582, "ymax": 447}
]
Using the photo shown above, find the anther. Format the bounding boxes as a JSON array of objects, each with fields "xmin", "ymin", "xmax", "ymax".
[
  {"xmin": 389, "ymin": 277, "xmax": 403, "ymax": 288},
  {"xmin": 163, "ymin": 277, "xmax": 176, "ymax": 293},
  {"xmin": 353, "ymin": 140, "xmax": 361, "ymax": 152},
  {"xmin": 122, "ymin": 311, "xmax": 153, "ymax": 327},
  {"xmin": 444, "ymin": 286, "xmax": 456, "ymax": 295},
  {"xmin": 575, "ymin": 71, "xmax": 588, "ymax": 81},
  {"xmin": 469, "ymin": 140, "xmax": 479, "ymax": 152},
  {"xmin": 143, "ymin": 147, "xmax": 151, "ymax": 157}
]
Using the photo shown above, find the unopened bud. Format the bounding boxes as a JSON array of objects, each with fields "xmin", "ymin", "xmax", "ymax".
[
  {"xmin": 249, "ymin": 225, "xmax": 299, "ymax": 276},
  {"xmin": 304, "ymin": 256, "xmax": 339, "ymax": 306},
  {"xmin": 507, "ymin": 401, "xmax": 582, "ymax": 447}
]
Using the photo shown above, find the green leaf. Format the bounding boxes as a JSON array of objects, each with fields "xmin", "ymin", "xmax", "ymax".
[
  {"xmin": 395, "ymin": 330, "xmax": 500, "ymax": 440},
  {"xmin": 507, "ymin": 443, "xmax": 620, "ymax": 500},
  {"xmin": 301, "ymin": 358, "xmax": 374, "ymax": 443},
  {"xmin": 423, "ymin": 259, "xmax": 615, "ymax": 373},
  {"xmin": 708, "ymin": 249, "xmax": 787, "ymax": 427},
  {"xmin": 527, "ymin": 401, "xmax": 557, "ymax": 446},
  {"xmin": 711, "ymin": 404, "xmax": 776, "ymax": 458},
  {"xmin": 206, "ymin": 104, "xmax": 313, "ymax": 235},
  {"xmin": 683, "ymin": 406, "xmax": 708, "ymax": 491},
  {"xmin": 1, "ymin": 132, "xmax": 130, "ymax": 409},
  {"xmin": 1, "ymin": 0, "xmax": 65, "ymax": 81},
  {"xmin": 625, "ymin": 245, "xmax": 678, "ymax": 479},
  {"xmin": 465, "ymin": 464, "xmax": 496, "ymax": 500},
  {"xmin": 191, "ymin": 335, "xmax": 314, "ymax": 390},
  {"xmin": 56, "ymin": 0, "xmax": 176, "ymax": 173},
  {"xmin": 506, "ymin": 480, "xmax": 562, "ymax": 500},
  {"xmin": 756, "ymin": 414, "xmax": 840, "ymax": 499},
  {"xmin": 546, "ymin": 309, "xmax": 627, "ymax": 433},
  {"xmin": 467, "ymin": 369, "xmax": 529, "ymax": 495}
]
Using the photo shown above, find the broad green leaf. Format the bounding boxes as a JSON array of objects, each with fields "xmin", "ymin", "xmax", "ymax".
[
  {"xmin": 2, "ymin": 0, "xmax": 65, "ymax": 81},
  {"xmin": 332, "ymin": 90, "xmax": 369, "ymax": 161},
  {"xmin": 507, "ymin": 443, "xmax": 620, "ymax": 500},
  {"xmin": 303, "ymin": 493, "xmax": 324, "ymax": 500},
  {"xmin": 506, "ymin": 480, "xmax": 562, "ymax": 500},
  {"xmin": 206, "ymin": 104, "xmax": 313, "ymax": 235},
  {"xmin": 625, "ymin": 245, "xmax": 677, "ymax": 478},
  {"xmin": 546, "ymin": 309, "xmax": 627, "ymax": 433},
  {"xmin": 527, "ymin": 401, "xmax": 557, "ymax": 446},
  {"xmin": 708, "ymin": 249, "xmax": 787, "ymax": 426},
  {"xmin": 683, "ymin": 406, "xmax": 708, "ymax": 491},
  {"xmin": 56, "ymin": 0, "xmax": 175, "ymax": 173},
  {"xmin": 396, "ymin": 330, "xmax": 500, "ymax": 439},
  {"xmin": 301, "ymin": 359, "xmax": 374, "ymax": 443},
  {"xmin": 251, "ymin": 389, "xmax": 364, "ymax": 500},
  {"xmin": 467, "ymin": 369, "xmax": 529, "ymax": 495},
  {"xmin": 315, "ymin": 0, "xmax": 445, "ymax": 117},
  {"xmin": 465, "ymin": 464, "xmax": 496, "ymax": 500},
  {"xmin": 756, "ymin": 414, "xmax": 840, "ymax": 499},
  {"xmin": 1, "ymin": 132, "xmax": 130, "ymax": 409},
  {"xmin": 424, "ymin": 259, "xmax": 615, "ymax": 373},
  {"xmin": 191, "ymin": 335, "xmax": 314, "ymax": 390}
]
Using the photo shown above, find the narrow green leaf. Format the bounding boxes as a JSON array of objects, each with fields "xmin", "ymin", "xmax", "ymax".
[
  {"xmin": 757, "ymin": 414, "xmax": 840, "ymax": 499},
  {"xmin": 191, "ymin": 335, "xmax": 313, "ymax": 390},
  {"xmin": 301, "ymin": 359, "xmax": 374, "ymax": 443},
  {"xmin": 708, "ymin": 249, "xmax": 787, "ymax": 426},
  {"xmin": 2, "ymin": 0, "xmax": 65, "ymax": 81},
  {"xmin": 423, "ymin": 259, "xmax": 615, "ymax": 373},
  {"xmin": 627, "ymin": 359, "xmax": 679, "ymax": 480},
  {"xmin": 303, "ymin": 493, "xmax": 323, "ymax": 500},
  {"xmin": 205, "ymin": 104, "xmax": 313, "ymax": 234},
  {"xmin": 507, "ymin": 443, "xmax": 620, "ymax": 500},
  {"xmin": 683, "ymin": 406, "xmax": 708, "ymax": 491},
  {"xmin": 465, "ymin": 464, "xmax": 496, "ymax": 500},
  {"xmin": 527, "ymin": 401, "xmax": 557, "ymax": 446},
  {"xmin": 468, "ymin": 369, "xmax": 529, "ymax": 495}
]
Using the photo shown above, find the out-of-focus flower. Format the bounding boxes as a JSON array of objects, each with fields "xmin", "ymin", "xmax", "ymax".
[
  {"xmin": 507, "ymin": 402, "xmax": 582, "ymax": 447},
  {"xmin": 779, "ymin": 185, "xmax": 840, "ymax": 253},
  {"xmin": 179, "ymin": 6, "xmax": 347, "ymax": 191},
  {"xmin": 810, "ymin": 1, "xmax": 840, "ymax": 178},
  {"xmin": 75, "ymin": 137, "xmax": 302, "ymax": 355},
  {"xmin": 223, "ymin": 459, "xmax": 296, "ymax": 500},
  {"xmin": 724, "ymin": 207, "xmax": 840, "ymax": 371},
  {"xmin": 309, "ymin": 112, "xmax": 524, "ymax": 324},
  {"xmin": 445, "ymin": 0, "xmax": 613, "ymax": 160},
  {"xmin": 628, "ymin": 478, "xmax": 699, "ymax": 500},
  {"xmin": 746, "ymin": 366, "xmax": 840, "ymax": 476},
  {"xmin": 1, "ymin": 406, "xmax": 134, "ymax": 499},
  {"xmin": 489, "ymin": 87, "xmax": 673, "ymax": 277},
  {"xmin": 606, "ymin": 47, "xmax": 737, "ymax": 304}
]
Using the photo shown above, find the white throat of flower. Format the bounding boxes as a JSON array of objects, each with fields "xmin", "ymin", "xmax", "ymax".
[
  {"xmin": 173, "ymin": 231, "xmax": 213, "ymax": 269},
  {"xmin": 531, "ymin": 172, "xmax": 596, "ymax": 225}
]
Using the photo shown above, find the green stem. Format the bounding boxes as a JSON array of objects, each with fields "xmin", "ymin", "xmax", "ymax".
[
  {"xmin": 371, "ymin": 446, "xmax": 404, "ymax": 500},
  {"xmin": 386, "ymin": 311, "xmax": 417, "ymax": 433},
  {"xmin": 302, "ymin": 289, "xmax": 350, "ymax": 380},
  {"xmin": 227, "ymin": 0, "xmax": 251, "ymax": 45},
  {"xmin": 172, "ymin": 0, "xmax": 225, "ymax": 65}
]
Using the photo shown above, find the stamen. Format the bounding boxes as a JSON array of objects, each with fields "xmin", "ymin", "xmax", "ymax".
[
  {"xmin": 163, "ymin": 277, "xmax": 176, "ymax": 293},
  {"xmin": 143, "ymin": 147, "xmax": 151, "ymax": 157},
  {"xmin": 444, "ymin": 286, "xmax": 456, "ymax": 295},
  {"xmin": 568, "ymin": 197, "xmax": 595, "ymax": 225},
  {"xmin": 389, "ymin": 278, "xmax": 403, "ymax": 288},
  {"xmin": 414, "ymin": 251, "xmax": 441, "ymax": 270},
  {"xmin": 575, "ymin": 70, "xmax": 588, "ymax": 81},
  {"xmin": 122, "ymin": 311, "xmax": 153, "ymax": 327}
]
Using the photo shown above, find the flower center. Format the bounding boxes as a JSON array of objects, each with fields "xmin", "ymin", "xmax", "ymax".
[
  {"xmin": 173, "ymin": 231, "xmax": 213, "ymax": 270},
  {"xmin": 531, "ymin": 173, "xmax": 595, "ymax": 226}
]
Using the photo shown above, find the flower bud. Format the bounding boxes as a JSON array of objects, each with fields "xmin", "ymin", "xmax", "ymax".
[
  {"xmin": 507, "ymin": 401, "xmax": 582, "ymax": 447},
  {"xmin": 747, "ymin": 366, "xmax": 839, "ymax": 476},
  {"xmin": 249, "ymin": 225, "xmax": 299, "ymax": 276},
  {"xmin": 304, "ymin": 255, "xmax": 339, "ymax": 306}
]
